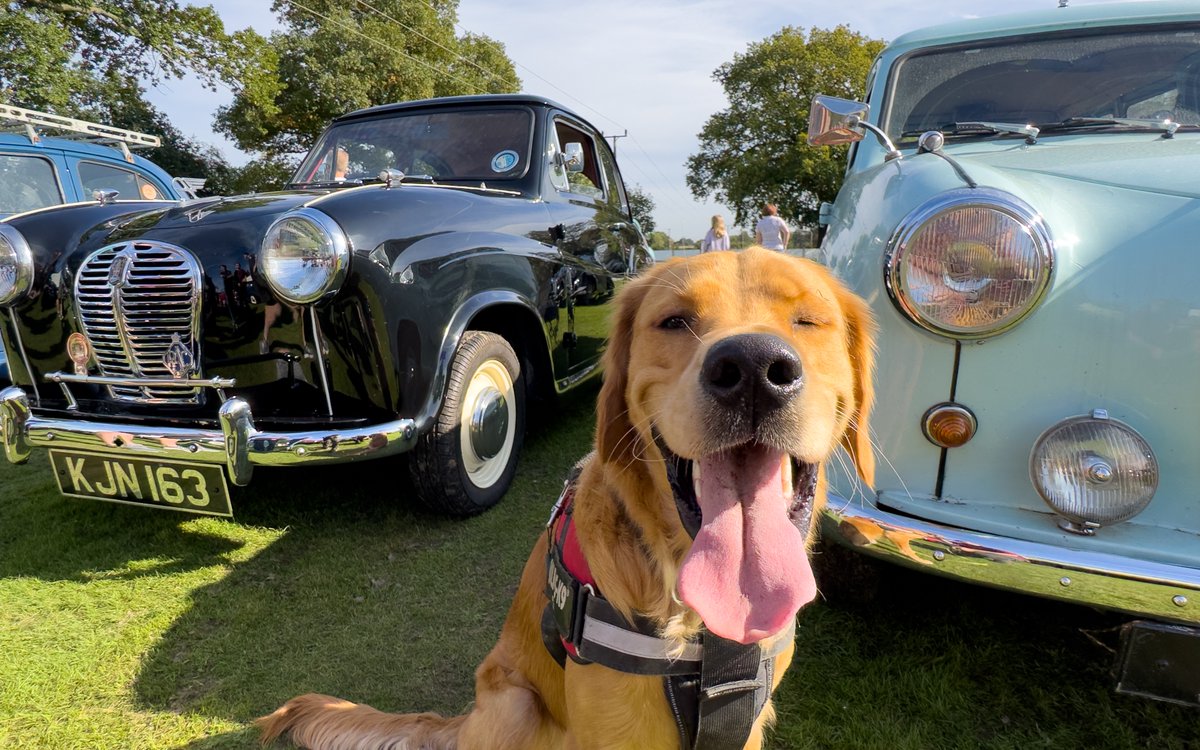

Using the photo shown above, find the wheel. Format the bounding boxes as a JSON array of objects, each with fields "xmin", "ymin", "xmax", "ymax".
[{"xmin": 409, "ymin": 331, "xmax": 525, "ymax": 516}]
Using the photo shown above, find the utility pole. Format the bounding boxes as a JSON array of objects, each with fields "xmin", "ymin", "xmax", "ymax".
[{"xmin": 605, "ymin": 130, "xmax": 628, "ymax": 155}]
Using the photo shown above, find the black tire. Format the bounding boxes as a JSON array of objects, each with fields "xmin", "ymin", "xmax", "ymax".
[{"xmin": 409, "ymin": 331, "xmax": 525, "ymax": 516}]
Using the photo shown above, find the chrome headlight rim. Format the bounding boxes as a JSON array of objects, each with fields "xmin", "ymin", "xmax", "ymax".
[
  {"xmin": 0, "ymin": 224, "xmax": 34, "ymax": 306},
  {"xmin": 884, "ymin": 187, "xmax": 1054, "ymax": 341},
  {"xmin": 259, "ymin": 207, "xmax": 351, "ymax": 305}
]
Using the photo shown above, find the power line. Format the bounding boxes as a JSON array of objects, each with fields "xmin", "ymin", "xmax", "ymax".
[
  {"xmin": 352, "ymin": 0, "xmax": 512, "ymax": 89},
  {"xmin": 287, "ymin": 0, "xmax": 485, "ymax": 94}
]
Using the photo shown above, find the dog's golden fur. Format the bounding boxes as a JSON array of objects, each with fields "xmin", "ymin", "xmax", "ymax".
[{"xmin": 258, "ymin": 247, "xmax": 875, "ymax": 750}]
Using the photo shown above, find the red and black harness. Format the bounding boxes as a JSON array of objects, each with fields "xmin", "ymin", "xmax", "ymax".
[{"xmin": 541, "ymin": 469, "xmax": 794, "ymax": 750}]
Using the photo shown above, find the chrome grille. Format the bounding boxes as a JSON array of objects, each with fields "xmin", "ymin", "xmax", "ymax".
[{"xmin": 75, "ymin": 241, "xmax": 203, "ymax": 404}]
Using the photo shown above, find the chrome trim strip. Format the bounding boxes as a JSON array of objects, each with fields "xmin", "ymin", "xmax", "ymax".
[
  {"xmin": 7, "ymin": 312, "xmax": 40, "ymax": 405},
  {"xmin": 309, "ymin": 309, "xmax": 333, "ymax": 416},
  {"xmin": 822, "ymin": 494, "xmax": 1200, "ymax": 625},
  {"xmin": 44, "ymin": 371, "xmax": 236, "ymax": 389},
  {"xmin": 0, "ymin": 386, "xmax": 418, "ymax": 487}
]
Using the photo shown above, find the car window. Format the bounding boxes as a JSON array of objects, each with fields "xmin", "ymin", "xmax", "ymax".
[
  {"xmin": 595, "ymin": 142, "xmax": 629, "ymax": 215},
  {"xmin": 885, "ymin": 25, "xmax": 1200, "ymax": 139},
  {"xmin": 78, "ymin": 161, "xmax": 164, "ymax": 200},
  {"xmin": 0, "ymin": 153, "xmax": 63, "ymax": 214},
  {"xmin": 294, "ymin": 108, "xmax": 535, "ymax": 184},
  {"xmin": 552, "ymin": 119, "xmax": 605, "ymax": 200}
]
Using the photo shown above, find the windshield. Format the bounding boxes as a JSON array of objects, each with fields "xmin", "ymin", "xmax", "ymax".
[
  {"xmin": 885, "ymin": 25, "xmax": 1200, "ymax": 141},
  {"xmin": 292, "ymin": 107, "xmax": 535, "ymax": 185}
]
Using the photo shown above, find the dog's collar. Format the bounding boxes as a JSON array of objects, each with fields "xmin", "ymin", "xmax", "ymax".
[{"xmin": 542, "ymin": 465, "xmax": 795, "ymax": 750}]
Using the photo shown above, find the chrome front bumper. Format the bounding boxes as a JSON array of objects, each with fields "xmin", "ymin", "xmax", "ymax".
[
  {"xmin": 0, "ymin": 386, "xmax": 418, "ymax": 485},
  {"xmin": 821, "ymin": 494, "xmax": 1200, "ymax": 625}
]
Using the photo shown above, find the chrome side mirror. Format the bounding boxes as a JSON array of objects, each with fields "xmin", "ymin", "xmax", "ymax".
[
  {"xmin": 807, "ymin": 94, "xmax": 901, "ymax": 161},
  {"xmin": 558, "ymin": 142, "xmax": 585, "ymax": 173},
  {"xmin": 807, "ymin": 95, "xmax": 870, "ymax": 146}
]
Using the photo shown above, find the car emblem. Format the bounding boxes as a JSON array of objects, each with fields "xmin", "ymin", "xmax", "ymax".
[
  {"xmin": 186, "ymin": 206, "xmax": 216, "ymax": 223},
  {"xmin": 66, "ymin": 333, "xmax": 92, "ymax": 376},
  {"xmin": 107, "ymin": 253, "xmax": 132, "ymax": 288},
  {"xmin": 162, "ymin": 334, "xmax": 196, "ymax": 380}
]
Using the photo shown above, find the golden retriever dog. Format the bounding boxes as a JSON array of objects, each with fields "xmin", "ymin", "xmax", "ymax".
[{"xmin": 258, "ymin": 247, "xmax": 875, "ymax": 750}]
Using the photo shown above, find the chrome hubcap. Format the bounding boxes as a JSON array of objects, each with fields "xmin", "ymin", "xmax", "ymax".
[
  {"xmin": 459, "ymin": 359, "xmax": 516, "ymax": 489},
  {"xmin": 469, "ymin": 386, "xmax": 509, "ymax": 460}
]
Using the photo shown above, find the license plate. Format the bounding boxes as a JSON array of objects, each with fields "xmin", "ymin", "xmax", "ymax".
[
  {"xmin": 1116, "ymin": 620, "xmax": 1200, "ymax": 707},
  {"xmin": 49, "ymin": 449, "xmax": 232, "ymax": 517}
]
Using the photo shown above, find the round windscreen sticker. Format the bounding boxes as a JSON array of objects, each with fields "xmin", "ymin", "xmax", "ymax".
[{"xmin": 491, "ymin": 150, "xmax": 519, "ymax": 172}]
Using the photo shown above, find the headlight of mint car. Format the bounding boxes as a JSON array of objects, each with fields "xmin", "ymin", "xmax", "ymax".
[
  {"xmin": 260, "ymin": 208, "xmax": 350, "ymax": 304},
  {"xmin": 0, "ymin": 224, "xmax": 34, "ymax": 305},
  {"xmin": 1030, "ymin": 410, "xmax": 1159, "ymax": 535},
  {"xmin": 885, "ymin": 188, "xmax": 1053, "ymax": 339}
]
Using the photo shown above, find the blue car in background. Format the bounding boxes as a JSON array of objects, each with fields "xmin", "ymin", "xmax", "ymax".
[
  {"xmin": 0, "ymin": 105, "xmax": 192, "ymax": 389},
  {"xmin": 809, "ymin": 0, "xmax": 1200, "ymax": 706}
]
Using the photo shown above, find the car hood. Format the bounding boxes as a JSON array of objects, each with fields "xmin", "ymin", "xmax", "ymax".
[{"xmin": 943, "ymin": 133, "xmax": 1200, "ymax": 199}]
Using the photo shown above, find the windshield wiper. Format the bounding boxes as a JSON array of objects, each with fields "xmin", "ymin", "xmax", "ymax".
[
  {"xmin": 1035, "ymin": 117, "xmax": 1181, "ymax": 138},
  {"xmin": 287, "ymin": 180, "xmax": 363, "ymax": 189},
  {"xmin": 902, "ymin": 121, "xmax": 1040, "ymax": 143}
]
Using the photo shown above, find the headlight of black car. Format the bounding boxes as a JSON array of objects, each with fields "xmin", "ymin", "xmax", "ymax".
[
  {"xmin": 0, "ymin": 224, "xmax": 34, "ymax": 305},
  {"xmin": 885, "ymin": 188, "xmax": 1054, "ymax": 339},
  {"xmin": 260, "ymin": 208, "xmax": 351, "ymax": 304}
]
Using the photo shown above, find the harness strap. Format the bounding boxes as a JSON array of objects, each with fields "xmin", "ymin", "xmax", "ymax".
[{"xmin": 543, "ymin": 465, "xmax": 795, "ymax": 750}]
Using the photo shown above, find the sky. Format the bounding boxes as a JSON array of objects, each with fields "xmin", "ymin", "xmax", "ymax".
[{"xmin": 144, "ymin": 0, "xmax": 1146, "ymax": 240}]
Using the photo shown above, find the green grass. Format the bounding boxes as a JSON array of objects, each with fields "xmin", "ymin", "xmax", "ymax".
[{"xmin": 1, "ymin": 385, "xmax": 1197, "ymax": 749}]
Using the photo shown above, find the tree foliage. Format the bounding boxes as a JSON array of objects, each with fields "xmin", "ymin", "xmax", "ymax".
[
  {"xmin": 686, "ymin": 26, "xmax": 885, "ymax": 227},
  {"xmin": 627, "ymin": 185, "xmax": 656, "ymax": 234},
  {"xmin": 217, "ymin": 0, "xmax": 521, "ymax": 155},
  {"xmin": 0, "ymin": 0, "xmax": 266, "ymax": 112}
]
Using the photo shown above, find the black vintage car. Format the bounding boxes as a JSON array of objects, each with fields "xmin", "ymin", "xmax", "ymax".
[{"xmin": 0, "ymin": 95, "xmax": 653, "ymax": 516}]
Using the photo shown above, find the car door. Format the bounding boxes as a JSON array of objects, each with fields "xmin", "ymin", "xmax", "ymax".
[{"xmin": 542, "ymin": 113, "xmax": 630, "ymax": 375}]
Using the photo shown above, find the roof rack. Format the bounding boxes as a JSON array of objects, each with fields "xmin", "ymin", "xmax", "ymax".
[{"xmin": 0, "ymin": 104, "xmax": 161, "ymax": 163}]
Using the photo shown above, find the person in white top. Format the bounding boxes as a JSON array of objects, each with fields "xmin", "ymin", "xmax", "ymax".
[
  {"xmin": 754, "ymin": 203, "xmax": 790, "ymax": 251},
  {"xmin": 700, "ymin": 214, "xmax": 730, "ymax": 252}
]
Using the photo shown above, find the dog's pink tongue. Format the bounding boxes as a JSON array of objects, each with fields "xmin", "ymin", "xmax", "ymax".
[{"xmin": 677, "ymin": 444, "xmax": 814, "ymax": 644}]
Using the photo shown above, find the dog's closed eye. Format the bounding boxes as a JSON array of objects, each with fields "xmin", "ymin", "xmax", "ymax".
[{"xmin": 658, "ymin": 315, "xmax": 693, "ymax": 331}]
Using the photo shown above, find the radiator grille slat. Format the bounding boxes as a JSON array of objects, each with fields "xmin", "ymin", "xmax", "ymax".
[{"xmin": 75, "ymin": 241, "xmax": 203, "ymax": 404}]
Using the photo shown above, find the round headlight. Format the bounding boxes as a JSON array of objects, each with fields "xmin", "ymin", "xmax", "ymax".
[
  {"xmin": 886, "ymin": 188, "xmax": 1053, "ymax": 339},
  {"xmin": 1030, "ymin": 410, "xmax": 1158, "ymax": 535},
  {"xmin": 0, "ymin": 224, "xmax": 34, "ymax": 305},
  {"xmin": 260, "ymin": 208, "xmax": 350, "ymax": 304}
]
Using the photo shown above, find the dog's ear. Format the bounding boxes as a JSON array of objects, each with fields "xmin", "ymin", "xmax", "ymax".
[
  {"xmin": 597, "ymin": 277, "xmax": 650, "ymax": 464},
  {"xmin": 836, "ymin": 284, "xmax": 877, "ymax": 487}
]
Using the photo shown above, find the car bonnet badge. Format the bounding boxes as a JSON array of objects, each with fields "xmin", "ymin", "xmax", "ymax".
[
  {"xmin": 107, "ymin": 253, "xmax": 131, "ymax": 288},
  {"xmin": 66, "ymin": 333, "xmax": 92, "ymax": 376},
  {"xmin": 163, "ymin": 334, "xmax": 196, "ymax": 379}
]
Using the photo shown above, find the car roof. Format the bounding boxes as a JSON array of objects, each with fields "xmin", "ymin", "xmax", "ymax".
[
  {"xmin": 334, "ymin": 94, "xmax": 606, "ymax": 139},
  {"xmin": 888, "ymin": 0, "xmax": 1200, "ymax": 51},
  {"xmin": 0, "ymin": 131, "xmax": 175, "ymax": 185}
]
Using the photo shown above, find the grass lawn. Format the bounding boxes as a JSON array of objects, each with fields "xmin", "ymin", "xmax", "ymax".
[{"xmin": 1, "ymin": 385, "xmax": 1197, "ymax": 749}]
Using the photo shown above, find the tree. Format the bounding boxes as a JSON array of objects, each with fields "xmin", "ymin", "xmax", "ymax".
[
  {"xmin": 0, "ymin": 1, "xmax": 265, "ymax": 112},
  {"xmin": 627, "ymin": 185, "xmax": 656, "ymax": 234},
  {"xmin": 686, "ymin": 26, "xmax": 885, "ymax": 227},
  {"xmin": 217, "ymin": 0, "xmax": 520, "ymax": 155},
  {"xmin": 647, "ymin": 231, "xmax": 671, "ymax": 252}
]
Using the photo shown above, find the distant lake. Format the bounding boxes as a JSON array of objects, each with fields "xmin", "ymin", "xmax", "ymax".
[
  {"xmin": 653, "ymin": 248, "xmax": 820, "ymax": 263},
  {"xmin": 653, "ymin": 249, "xmax": 701, "ymax": 261}
]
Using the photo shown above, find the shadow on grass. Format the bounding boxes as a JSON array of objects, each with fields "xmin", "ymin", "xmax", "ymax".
[{"xmin": 131, "ymin": 384, "xmax": 600, "ymax": 727}]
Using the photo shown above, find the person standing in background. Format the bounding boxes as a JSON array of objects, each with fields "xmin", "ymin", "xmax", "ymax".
[
  {"xmin": 754, "ymin": 204, "xmax": 791, "ymax": 251},
  {"xmin": 701, "ymin": 214, "xmax": 730, "ymax": 252}
]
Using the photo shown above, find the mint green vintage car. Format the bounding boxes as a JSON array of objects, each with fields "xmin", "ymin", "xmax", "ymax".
[{"xmin": 809, "ymin": 1, "xmax": 1200, "ymax": 704}]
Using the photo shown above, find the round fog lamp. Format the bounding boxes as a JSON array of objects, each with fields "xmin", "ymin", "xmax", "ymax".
[
  {"xmin": 1029, "ymin": 410, "xmax": 1158, "ymax": 535},
  {"xmin": 0, "ymin": 224, "xmax": 34, "ymax": 305}
]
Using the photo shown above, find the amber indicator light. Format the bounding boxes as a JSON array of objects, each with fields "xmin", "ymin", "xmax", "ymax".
[{"xmin": 923, "ymin": 403, "xmax": 977, "ymax": 448}]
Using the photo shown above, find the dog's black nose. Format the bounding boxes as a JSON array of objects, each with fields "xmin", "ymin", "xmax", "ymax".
[{"xmin": 702, "ymin": 333, "xmax": 803, "ymax": 413}]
